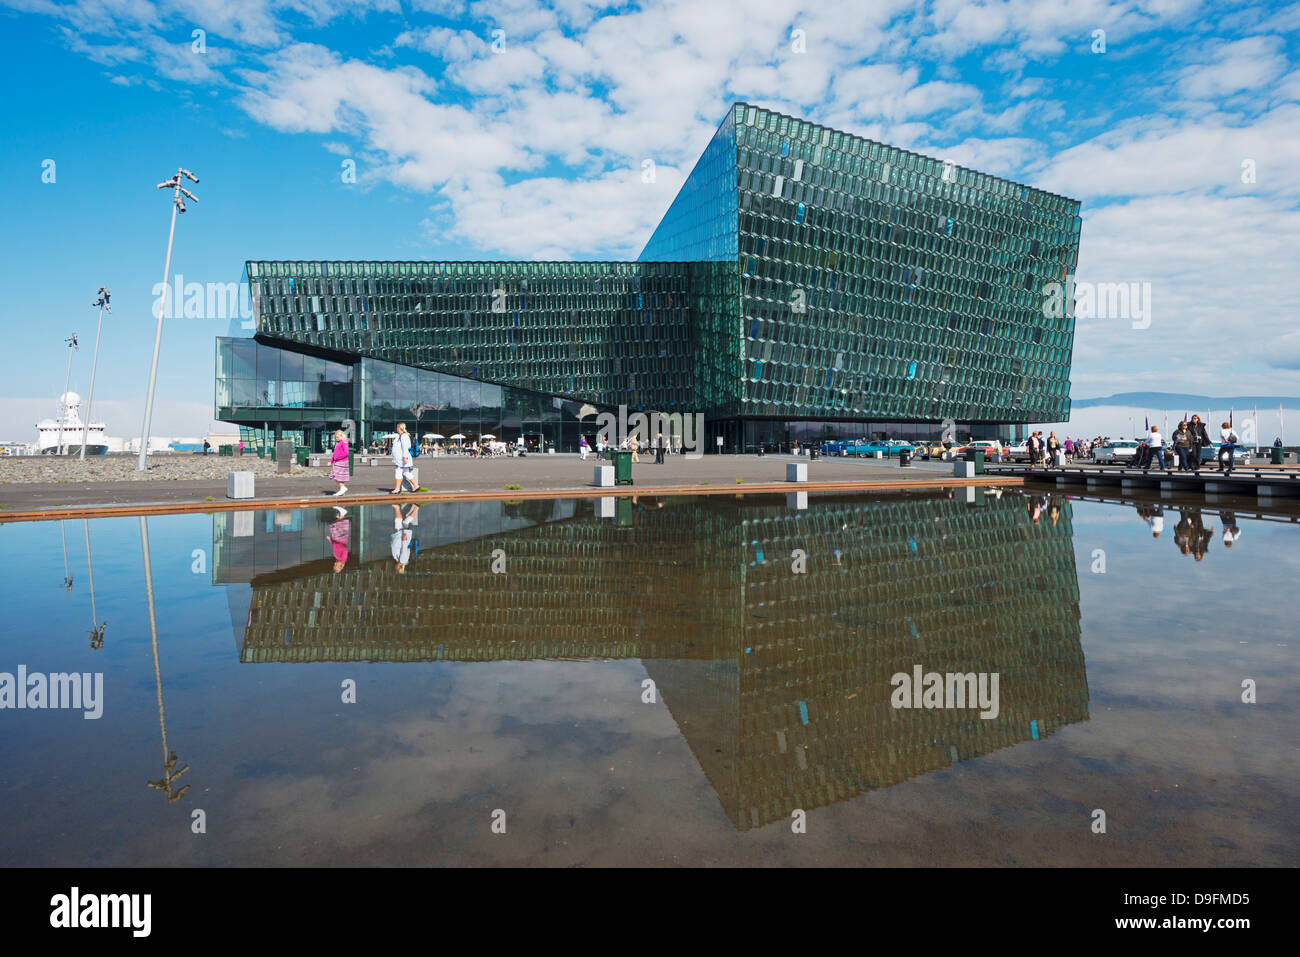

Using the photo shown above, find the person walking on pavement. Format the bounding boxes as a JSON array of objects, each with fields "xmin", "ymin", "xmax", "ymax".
[
  {"xmin": 580, "ymin": 435, "xmax": 589, "ymax": 461},
  {"xmin": 389, "ymin": 422, "xmax": 415, "ymax": 494},
  {"xmin": 655, "ymin": 431, "xmax": 665, "ymax": 464},
  {"xmin": 1171, "ymin": 421, "xmax": 1192, "ymax": 472},
  {"xmin": 329, "ymin": 429, "xmax": 350, "ymax": 495},
  {"xmin": 1143, "ymin": 425, "xmax": 1167, "ymax": 472},
  {"xmin": 1218, "ymin": 421, "xmax": 1238, "ymax": 474}
]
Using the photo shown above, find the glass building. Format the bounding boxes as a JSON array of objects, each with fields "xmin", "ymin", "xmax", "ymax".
[{"xmin": 217, "ymin": 103, "xmax": 1081, "ymax": 453}]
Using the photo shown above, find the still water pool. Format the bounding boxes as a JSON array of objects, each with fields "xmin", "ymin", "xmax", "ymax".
[{"xmin": 0, "ymin": 489, "xmax": 1294, "ymax": 865}]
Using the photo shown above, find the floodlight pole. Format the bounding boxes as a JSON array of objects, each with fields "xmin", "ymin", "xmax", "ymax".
[
  {"xmin": 138, "ymin": 169, "xmax": 198, "ymax": 470},
  {"xmin": 81, "ymin": 288, "xmax": 109, "ymax": 460}
]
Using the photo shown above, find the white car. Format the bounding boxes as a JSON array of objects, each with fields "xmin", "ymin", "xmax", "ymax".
[
  {"xmin": 1094, "ymin": 440, "xmax": 1140, "ymax": 463},
  {"xmin": 1007, "ymin": 442, "xmax": 1030, "ymax": 462}
]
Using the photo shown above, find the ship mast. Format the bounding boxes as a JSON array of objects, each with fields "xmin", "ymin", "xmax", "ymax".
[{"xmin": 58, "ymin": 333, "xmax": 78, "ymax": 455}]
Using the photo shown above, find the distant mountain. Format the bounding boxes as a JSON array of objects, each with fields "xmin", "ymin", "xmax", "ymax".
[{"xmin": 1072, "ymin": 393, "xmax": 1300, "ymax": 409}]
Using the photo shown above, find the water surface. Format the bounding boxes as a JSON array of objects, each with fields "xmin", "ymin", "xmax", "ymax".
[{"xmin": 0, "ymin": 489, "xmax": 1293, "ymax": 865}]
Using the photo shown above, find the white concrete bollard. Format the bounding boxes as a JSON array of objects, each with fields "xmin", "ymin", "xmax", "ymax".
[
  {"xmin": 594, "ymin": 465, "xmax": 615, "ymax": 487},
  {"xmin": 595, "ymin": 496, "xmax": 615, "ymax": 518},
  {"xmin": 227, "ymin": 471, "xmax": 254, "ymax": 499},
  {"xmin": 786, "ymin": 491, "xmax": 808, "ymax": 510},
  {"xmin": 786, "ymin": 462, "xmax": 808, "ymax": 482},
  {"xmin": 233, "ymin": 511, "xmax": 254, "ymax": 538},
  {"xmin": 874, "ymin": 451, "xmax": 884, "ymax": 459},
  {"xmin": 953, "ymin": 461, "xmax": 976, "ymax": 478}
]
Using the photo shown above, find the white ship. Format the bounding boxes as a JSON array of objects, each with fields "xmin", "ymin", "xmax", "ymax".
[{"xmin": 36, "ymin": 392, "xmax": 107, "ymax": 455}]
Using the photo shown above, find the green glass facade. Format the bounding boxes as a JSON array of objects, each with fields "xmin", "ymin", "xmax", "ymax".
[{"xmin": 218, "ymin": 102, "xmax": 1080, "ymax": 452}]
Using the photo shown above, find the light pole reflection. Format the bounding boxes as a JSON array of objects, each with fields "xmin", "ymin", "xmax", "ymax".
[
  {"xmin": 84, "ymin": 519, "xmax": 105, "ymax": 650},
  {"xmin": 140, "ymin": 516, "xmax": 190, "ymax": 802}
]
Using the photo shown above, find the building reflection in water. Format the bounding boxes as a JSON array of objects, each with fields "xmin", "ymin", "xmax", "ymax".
[{"xmin": 212, "ymin": 490, "xmax": 1088, "ymax": 830}]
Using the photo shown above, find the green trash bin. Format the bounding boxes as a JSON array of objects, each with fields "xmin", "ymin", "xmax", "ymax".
[
  {"xmin": 616, "ymin": 497, "xmax": 634, "ymax": 526},
  {"xmin": 1271, "ymin": 446, "xmax": 1284, "ymax": 465},
  {"xmin": 965, "ymin": 447, "xmax": 986, "ymax": 474},
  {"xmin": 613, "ymin": 448, "xmax": 634, "ymax": 485},
  {"xmin": 296, "ymin": 447, "xmax": 310, "ymax": 467}
]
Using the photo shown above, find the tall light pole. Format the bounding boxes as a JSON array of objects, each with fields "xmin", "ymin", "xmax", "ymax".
[
  {"xmin": 137, "ymin": 168, "xmax": 199, "ymax": 471},
  {"xmin": 81, "ymin": 287, "xmax": 110, "ymax": 460},
  {"xmin": 58, "ymin": 334, "xmax": 78, "ymax": 456}
]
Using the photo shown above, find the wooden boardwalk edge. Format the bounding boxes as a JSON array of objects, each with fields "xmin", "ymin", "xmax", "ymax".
[{"xmin": 0, "ymin": 475, "xmax": 1025, "ymax": 524}]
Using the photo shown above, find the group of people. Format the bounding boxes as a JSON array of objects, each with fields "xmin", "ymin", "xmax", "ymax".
[
  {"xmin": 328, "ymin": 422, "xmax": 420, "ymax": 496},
  {"xmin": 1024, "ymin": 414, "xmax": 1248, "ymax": 475},
  {"xmin": 367, "ymin": 437, "xmax": 533, "ymax": 457},
  {"xmin": 579, "ymin": 433, "xmax": 674, "ymax": 464},
  {"xmin": 1139, "ymin": 416, "xmax": 1238, "ymax": 474},
  {"xmin": 1025, "ymin": 431, "xmax": 1074, "ymax": 469},
  {"xmin": 329, "ymin": 424, "xmax": 552, "ymax": 497}
]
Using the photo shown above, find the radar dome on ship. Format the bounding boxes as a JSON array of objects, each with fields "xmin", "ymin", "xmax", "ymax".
[{"xmin": 60, "ymin": 392, "xmax": 81, "ymax": 407}]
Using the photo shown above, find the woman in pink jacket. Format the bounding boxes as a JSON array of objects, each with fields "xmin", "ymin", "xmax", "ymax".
[{"xmin": 329, "ymin": 429, "xmax": 350, "ymax": 496}]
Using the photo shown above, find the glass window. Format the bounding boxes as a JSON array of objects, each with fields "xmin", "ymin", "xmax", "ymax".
[
  {"xmin": 232, "ymin": 339, "xmax": 257, "ymax": 379},
  {"xmin": 280, "ymin": 349, "xmax": 303, "ymax": 380}
]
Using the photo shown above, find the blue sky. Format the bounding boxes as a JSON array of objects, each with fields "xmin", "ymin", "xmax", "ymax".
[{"xmin": 1, "ymin": 0, "xmax": 1298, "ymax": 438}]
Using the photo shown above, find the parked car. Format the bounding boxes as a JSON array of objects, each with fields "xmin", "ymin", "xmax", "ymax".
[
  {"xmin": 1093, "ymin": 440, "xmax": 1141, "ymax": 463},
  {"xmin": 858, "ymin": 439, "xmax": 916, "ymax": 457},
  {"xmin": 1006, "ymin": 442, "xmax": 1030, "ymax": 462},
  {"xmin": 1200, "ymin": 442, "xmax": 1251, "ymax": 466}
]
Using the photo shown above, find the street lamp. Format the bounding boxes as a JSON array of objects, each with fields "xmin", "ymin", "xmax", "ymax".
[
  {"xmin": 137, "ymin": 168, "xmax": 199, "ymax": 471},
  {"xmin": 81, "ymin": 287, "xmax": 110, "ymax": 460},
  {"xmin": 58, "ymin": 333, "xmax": 78, "ymax": 455}
]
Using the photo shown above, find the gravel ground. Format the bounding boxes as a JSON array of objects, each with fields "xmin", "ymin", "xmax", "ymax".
[{"xmin": 0, "ymin": 452, "xmax": 296, "ymax": 483}]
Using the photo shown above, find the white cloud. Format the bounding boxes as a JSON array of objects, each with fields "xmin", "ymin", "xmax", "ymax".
[
  {"xmin": 1068, "ymin": 192, "xmax": 1300, "ymax": 395},
  {"xmin": 433, "ymin": 164, "xmax": 688, "ymax": 259},
  {"xmin": 1033, "ymin": 103, "xmax": 1300, "ymax": 200},
  {"xmin": 8, "ymin": 0, "xmax": 1300, "ymax": 402},
  {"xmin": 1177, "ymin": 34, "xmax": 1288, "ymax": 100}
]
